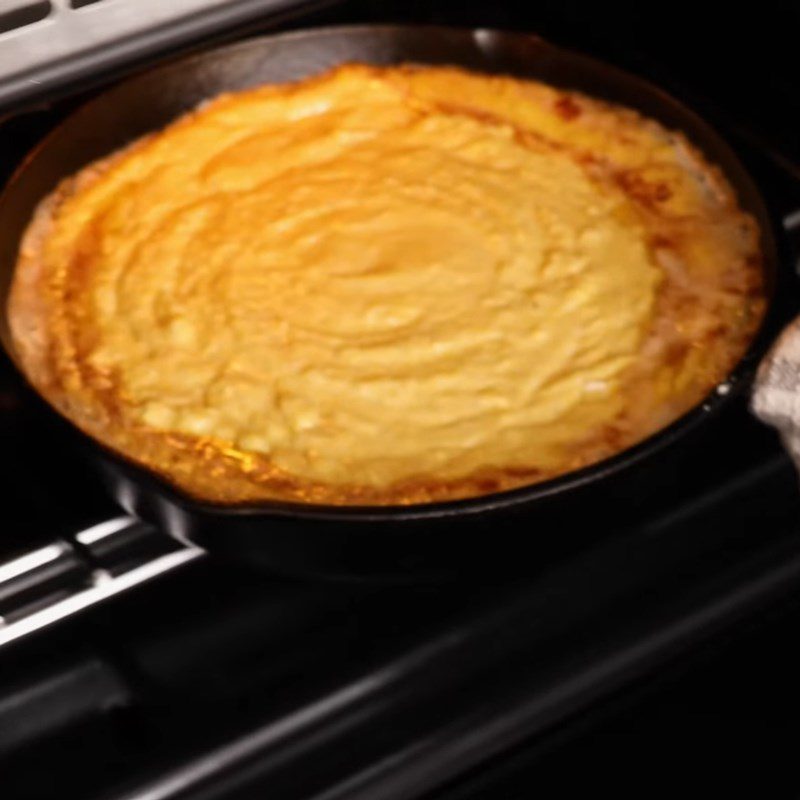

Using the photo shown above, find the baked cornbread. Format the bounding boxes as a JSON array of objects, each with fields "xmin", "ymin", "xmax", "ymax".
[{"xmin": 8, "ymin": 64, "xmax": 764, "ymax": 505}]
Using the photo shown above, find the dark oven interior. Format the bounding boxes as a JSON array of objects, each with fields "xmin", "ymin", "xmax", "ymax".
[{"xmin": 2, "ymin": 2, "xmax": 800, "ymax": 799}]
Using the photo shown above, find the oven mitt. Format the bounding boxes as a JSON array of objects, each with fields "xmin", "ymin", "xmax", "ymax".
[{"xmin": 752, "ymin": 319, "xmax": 800, "ymax": 463}]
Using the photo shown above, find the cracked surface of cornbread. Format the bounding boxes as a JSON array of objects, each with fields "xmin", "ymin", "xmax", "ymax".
[{"xmin": 8, "ymin": 64, "xmax": 765, "ymax": 504}]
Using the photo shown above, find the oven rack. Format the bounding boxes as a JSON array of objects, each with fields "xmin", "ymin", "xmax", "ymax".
[
  {"xmin": 0, "ymin": 516, "xmax": 202, "ymax": 647},
  {"xmin": 3, "ymin": 453, "xmax": 800, "ymax": 797}
]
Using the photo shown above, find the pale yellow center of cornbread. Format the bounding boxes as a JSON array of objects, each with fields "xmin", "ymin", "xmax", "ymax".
[{"xmin": 44, "ymin": 68, "xmax": 661, "ymax": 489}]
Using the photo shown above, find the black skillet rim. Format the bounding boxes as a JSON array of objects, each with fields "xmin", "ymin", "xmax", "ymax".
[{"xmin": 0, "ymin": 23, "xmax": 783, "ymax": 524}]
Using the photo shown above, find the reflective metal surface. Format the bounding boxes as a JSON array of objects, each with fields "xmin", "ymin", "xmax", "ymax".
[{"xmin": 0, "ymin": 0, "xmax": 328, "ymax": 114}]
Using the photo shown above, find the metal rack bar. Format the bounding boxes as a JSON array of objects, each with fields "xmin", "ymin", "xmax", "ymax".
[
  {"xmin": 0, "ymin": 0, "xmax": 327, "ymax": 115},
  {"xmin": 0, "ymin": 516, "xmax": 203, "ymax": 647}
]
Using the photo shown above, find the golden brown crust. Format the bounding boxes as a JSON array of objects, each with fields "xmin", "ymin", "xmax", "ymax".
[{"xmin": 8, "ymin": 64, "xmax": 765, "ymax": 506}]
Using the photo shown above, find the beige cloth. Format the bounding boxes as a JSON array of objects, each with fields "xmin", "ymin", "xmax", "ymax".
[{"xmin": 752, "ymin": 319, "xmax": 800, "ymax": 462}]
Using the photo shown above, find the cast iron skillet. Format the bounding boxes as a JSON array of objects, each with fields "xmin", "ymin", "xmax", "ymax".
[{"xmin": 0, "ymin": 25, "xmax": 786, "ymax": 579}]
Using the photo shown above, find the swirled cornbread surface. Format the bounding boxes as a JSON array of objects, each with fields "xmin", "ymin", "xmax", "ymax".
[{"xmin": 8, "ymin": 64, "xmax": 764, "ymax": 504}]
